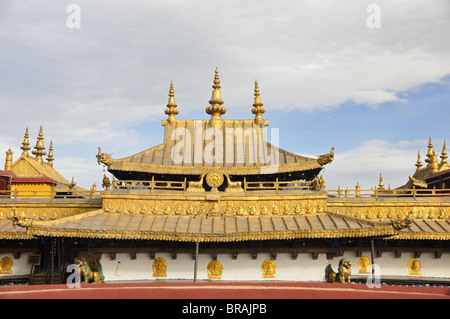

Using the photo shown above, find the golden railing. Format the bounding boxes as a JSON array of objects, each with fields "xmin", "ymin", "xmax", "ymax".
[
  {"xmin": 112, "ymin": 178, "xmax": 315, "ymax": 192},
  {"xmin": 326, "ymin": 187, "xmax": 450, "ymax": 198},
  {"xmin": 0, "ymin": 189, "xmax": 101, "ymax": 199},
  {"xmin": 113, "ymin": 178, "xmax": 186, "ymax": 191},
  {"xmin": 243, "ymin": 179, "xmax": 314, "ymax": 191}
]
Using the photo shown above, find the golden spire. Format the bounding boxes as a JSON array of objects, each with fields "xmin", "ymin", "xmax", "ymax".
[
  {"xmin": 252, "ymin": 81, "xmax": 266, "ymax": 125},
  {"xmin": 32, "ymin": 126, "xmax": 47, "ymax": 163},
  {"xmin": 21, "ymin": 127, "xmax": 31, "ymax": 156},
  {"xmin": 206, "ymin": 68, "xmax": 226, "ymax": 128},
  {"xmin": 441, "ymin": 140, "xmax": 448, "ymax": 165},
  {"xmin": 415, "ymin": 150, "xmax": 422, "ymax": 171},
  {"xmin": 378, "ymin": 173, "xmax": 385, "ymax": 190},
  {"xmin": 46, "ymin": 141, "xmax": 54, "ymax": 167},
  {"xmin": 4, "ymin": 149, "xmax": 13, "ymax": 171},
  {"xmin": 165, "ymin": 82, "xmax": 179, "ymax": 125}
]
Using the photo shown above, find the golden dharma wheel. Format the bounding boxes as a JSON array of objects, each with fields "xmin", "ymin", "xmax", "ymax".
[{"xmin": 205, "ymin": 171, "xmax": 224, "ymax": 189}]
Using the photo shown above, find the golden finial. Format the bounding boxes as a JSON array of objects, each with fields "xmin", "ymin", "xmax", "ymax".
[
  {"xmin": 441, "ymin": 140, "xmax": 448, "ymax": 165},
  {"xmin": 415, "ymin": 150, "xmax": 422, "ymax": 171},
  {"xmin": 32, "ymin": 126, "xmax": 47, "ymax": 163},
  {"xmin": 165, "ymin": 82, "xmax": 179, "ymax": 125},
  {"xmin": 252, "ymin": 81, "xmax": 266, "ymax": 125},
  {"xmin": 46, "ymin": 141, "xmax": 54, "ymax": 167},
  {"xmin": 425, "ymin": 137, "xmax": 435, "ymax": 166},
  {"xmin": 20, "ymin": 127, "xmax": 30, "ymax": 156},
  {"xmin": 206, "ymin": 68, "xmax": 226, "ymax": 128},
  {"xmin": 378, "ymin": 173, "xmax": 385, "ymax": 190},
  {"xmin": 4, "ymin": 149, "xmax": 13, "ymax": 171}
]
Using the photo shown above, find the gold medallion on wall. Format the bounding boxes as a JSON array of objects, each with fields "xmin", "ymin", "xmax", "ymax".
[
  {"xmin": 152, "ymin": 257, "xmax": 167, "ymax": 277},
  {"xmin": 407, "ymin": 257, "xmax": 421, "ymax": 276},
  {"xmin": 261, "ymin": 259, "xmax": 276, "ymax": 278},
  {"xmin": 358, "ymin": 256, "xmax": 371, "ymax": 274},
  {"xmin": 0, "ymin": 256, "xmax": 13, "ymax": 274},
  {"xmin": 207, "ymin": 259, "xmax": 223, "ymax": 279}
]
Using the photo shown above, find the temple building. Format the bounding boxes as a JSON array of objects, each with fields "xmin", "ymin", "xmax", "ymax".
[{"xmin": 0, "ymin": 69, "xmax": 449, "ymax": 284}]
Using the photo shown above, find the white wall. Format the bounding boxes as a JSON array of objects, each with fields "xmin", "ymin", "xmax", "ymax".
[
  {"xmin": 0, "ymin": 253, "xmax": 33, "ymax": 277},
  {"xmin": 98, "ymin": 251, "xmax": 450, "ymax": 282}
]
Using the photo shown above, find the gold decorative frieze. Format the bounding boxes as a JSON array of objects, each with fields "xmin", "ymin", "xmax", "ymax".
[
  {"xmin": 0, "ymin": 201, "xmax": 101, "ymax": 221},
  {"xmin": 327, "ymin": 199, "xmax": 450, "ymax": 220},
  {"xmin": 101, "ymin": 195, "xmax": 327, "ymax": 217}
]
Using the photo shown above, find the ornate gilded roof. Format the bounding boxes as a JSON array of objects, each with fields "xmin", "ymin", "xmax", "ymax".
[
  {"xmin": 97, "ymin": 69, "xmax": 333, "ymax": 178},
  {"xmin": 101, "ymin": 120, "xmax": 324, "ymax": 176},
  {"xmin": 27, "ymin": 210, "xmax": 397, "ymax": 242}
]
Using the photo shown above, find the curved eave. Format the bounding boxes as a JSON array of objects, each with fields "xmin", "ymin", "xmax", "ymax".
[
  {"xmin": 27, "ymin": 210, "xmax": 397, "ymax": 242},
  {"xmin": 0, "ymin": 220, "xmax": 34, "ymax": 240},
  {"xmin": 107, "ymin": 161, "xmax": 323, "ymax": 176}
]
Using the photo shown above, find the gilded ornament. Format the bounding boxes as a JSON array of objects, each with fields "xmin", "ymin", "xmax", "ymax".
[
  {"xmin": 163, "ymin": 205, "xmax": 171, "ymax": 215},
  {"xmin": 261, "ymin": 259, "xmax": 276, "ymax": 278},
  {"xmin": 260, "ymin": 204, "xmax": 268, "ymax": 215},
  {"xmin": 237, "ymin": 205, "xmax": 246, "ymax": 216},
  {"xmin": 186, "ymin": 205, "xmax": 194, "ymax": 215},
  {"xmin": 153, "ymin": 203, "xmax": 161, "ymax": 215},
  {"xmin": 294, "ymin": 203, "xmax": 302, "ymax": 215},
  {"xmin": 152, "ymin": 257, "xmax": 167, "ymax": 277},
  {"xmin": 282, "ymin": 203, "xmax": 290, "ymax": 215},
  {"xmin": 304, "ymin": 202, "xmax": 313, "ymax": 214},
  {"xmin": 128, "ymin": 204, "xmax": 136, "ymax": 214},
  {"xmin": 207, "ymin": 259, "xmax": 223, "ymax": 279},
  {"xmin": 407, "ymin": 257, "xmax": 421, "ymax": 276},
  {"xmin": 0, "ymin": 256, "xmax": 13, "ymax": 274},
  {"xmin": 358, "ymin": 256, "xmax": 371, "ymax": 274},
  {"xmin": 140, "ymin": 205, "xmax": 148, "ymax": 214},
  {"xmin": 175, "ymin": 205, "xmax": 183, "ymax": 215},
  {"xmin": 271, "ymin": 203, "xmax": 279, "ymax": 215},
  {"xmin": 205, "ymin": 171, "xmax": 224, "ymax": 189},
  {"xmin": 104, "ymin": 201, "xmax": 113, "ymax": 213},
  {"xmin": 248, "ymin": 205, "xmax": 257, "ymax": 215}
]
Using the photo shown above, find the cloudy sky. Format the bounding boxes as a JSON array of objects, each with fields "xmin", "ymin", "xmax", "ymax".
[{"xmin": 1, "ymin": 0, "xmax": 449, "ymax": 190}]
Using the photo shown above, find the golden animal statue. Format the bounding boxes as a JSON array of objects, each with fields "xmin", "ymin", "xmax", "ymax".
[
  {"xmin": 96, "ymin": 147, "xmax": 114, "ymax": 166},
  {"xmin": 102, "ymin": 174, "xmax": 111, "ymax": 190},
  {"xmin": 224, "ymin": 174, "xmax": 243, "ymax": 192},
  {"xmin": 325, "ymin": 258, "xmax": 352, "ymax": 283},
  {"xmin": 10, "ymin": 216, "xmax": 33, "ymax": 228},
  {"xmin": 187, "ymin": 174, "xmax": 205, "ymax": 192},
  {"xmin": 317, "ymin": 147, "xmax": 335, "ymax": 166},
  {"xmin": 75, "ymin": 257, "xmax": 104, "ymax": 284}
]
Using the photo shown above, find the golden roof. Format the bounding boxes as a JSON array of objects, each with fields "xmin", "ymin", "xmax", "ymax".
[
  {"xmin": 6, "ymin": 127, "xmax": 87, "ymax": 192},
  {"xmin": 97, "ymin": 69, "xmax": 332, "ymax": 177},
  {"xmin": 27, "ymin": 210, "xmax": 397, "ymax": 242}
]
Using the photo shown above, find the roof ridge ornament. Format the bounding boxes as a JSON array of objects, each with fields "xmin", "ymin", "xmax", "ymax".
[
  {"xmin": 252, "ymin": 80, "xmax": 265, "ymax": 125},
  {"xmin": 441, "ymin": 140, "xmax": 448, "ymax": 165},
  {"xmin": 32, "ymin": 126, "xmax": 47, "ymax": 163},
  {"xmin": 21, "ymin": 127, "xmax": 31, "ymax": 156},
  {"xmin": 415, "ymin": 150, "xmax": 422, "ymax": 171},
  {"xmin": 46, "ymin": 141, "xmax": 55, "ymax": 167},
  {"xmin": 165, "ymin": 82, "xmax": 179, "ymax": 125},
  {"xmin": 206, "ymin": 68, "xmax": 226, "ymax": 128}
]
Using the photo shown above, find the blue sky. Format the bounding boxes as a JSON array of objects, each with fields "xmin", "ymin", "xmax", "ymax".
[{"xmin": 0, "ymin": 1, "xmax": 449, "ymax": 190}]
